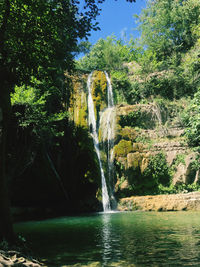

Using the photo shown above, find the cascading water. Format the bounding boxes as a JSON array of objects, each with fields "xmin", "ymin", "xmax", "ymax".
[
  {"xmin": 99, "ymin": 72, "xmax": 116, "ymax": 205},
  {"xmin": 87, "ymin": 72, "xmax": 111, "ymax": 212},
  {"xmin": 105, "ymin": 71, "xmax": 114, "ymax": 107}
]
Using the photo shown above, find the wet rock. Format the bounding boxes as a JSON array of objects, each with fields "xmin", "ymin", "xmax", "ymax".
[{"xmin": 0, "ymin": 251, "xmax": 45, "ymax": 267}]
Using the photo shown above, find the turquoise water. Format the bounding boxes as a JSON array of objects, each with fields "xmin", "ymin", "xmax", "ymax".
[{"xmin": 14, "ymin": 211, "xmax": 200, "ymax": 266}]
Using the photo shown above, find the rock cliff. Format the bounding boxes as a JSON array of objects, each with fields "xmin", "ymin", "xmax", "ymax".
[{"xmin": 113, "ymin": 102, "xmax": 198, "ymax": 197}]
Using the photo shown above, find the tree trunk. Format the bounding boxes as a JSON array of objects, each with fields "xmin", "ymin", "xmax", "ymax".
[{"xmin": 0, "ymin": 81, "xmax": 15, "ymax": 242}]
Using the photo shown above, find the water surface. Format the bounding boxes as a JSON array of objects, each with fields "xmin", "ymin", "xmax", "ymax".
[{"xmin": 14, "ymin": 211, "xmax": 200, "ymax": 266}]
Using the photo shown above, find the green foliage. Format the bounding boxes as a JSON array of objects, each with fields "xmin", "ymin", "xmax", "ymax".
[
  {"xmin": 139, "ymin": 50, "xmax": 163, "ymax": 74},
  {"xmin": 171, "ymin": 154, "xmax": 186, "ymax": 171},
  {"xmin": 114, "ymin": 140, "xmax": 133, "ymax": 157},
  {"xmin": 11, "ymin": 80, "xmax": 47, "ymax": 106},
  {"xmin": 158, "ymin": 183, "xmax": 200, "ymax": 195},
  {"xmin": 119, "ymin": 109, "xmax": 145, "ymax": 128},
  {"xmin": 133, "ymin": 152, "xmax": 171, "ymax": 195},
  {"xmin": 115, "ymin": 152, "xmax": 172, "ymax": 196},
  {"xmin": 111, "ymin": 70, "xmax": 142, "ymax": 104},
  {"xmin": 111, "ymin": 70, "xmax": 131, "ymax": 104},
  {"xmin": 131, "ymin": 68, "xmax": 194, "ymax": 100},
  {"xmin": 183, "ymin": 87, "xmax": 200, "ymax": 152},
  {"xmin": 130, "ymin": 0, "xmax": 200, "ymax": 100},
  {"xmin": 137, "ymin": 0, "xmax": 200, "ymax": 60},
  {"xmin": 11, "ymin": 81, "xmax": 68, "ymax": 142},
  {"xmin": 144, "ymin": 153, "xmax": 171, "ymax": 187},
  {"xmin": 76, "ymin": 35, "xmax": 138, "ymax": 72}
]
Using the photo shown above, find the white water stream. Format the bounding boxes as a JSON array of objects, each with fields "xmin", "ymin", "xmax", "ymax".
[
  {"xmin": 87, "ymin": 72, "xmax": 111, "ymax": 212},
  {"xmin": 99, "ymin": 72, "xmax": 116, "ymax": 205}
]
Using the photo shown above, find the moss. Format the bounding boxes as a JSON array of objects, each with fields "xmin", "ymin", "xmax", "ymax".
[
  {"xmin": 132, "ymin": 142, "xmax": 144, "ymax": 152},
  {"xmin": 114, "ymin": 139, "xmax": 133, "ymax": 157},
  {"xmin": 92, "ymin": 71, "xmax": 107, "ymax": 116},
  {"xmin": 127, "ymin": 152, "xmax": 143, "ymax": 169},
  {"xmin": 75, "ymin": 91, "xmax": 88, "ymax": 127},
  {"xmin": 69, "ymin": 74, "xmax": 88, "ymax": 127},
  {"xmin": 121, "ymin": 127, "xmax": 138, "ymax": 141}
]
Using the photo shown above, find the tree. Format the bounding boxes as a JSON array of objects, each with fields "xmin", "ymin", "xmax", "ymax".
[
  {"xmin": 136, "ymin": 0, "xmax": 200, "ymax": 61},
  {"xmin": 76, "ymin": 35, "xmax": 138, "ymax": 71}
]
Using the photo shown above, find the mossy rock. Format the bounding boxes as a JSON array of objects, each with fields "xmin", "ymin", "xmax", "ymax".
[
  {"xmin": 121, "ymin": 127, "xmax": 138, "ymax": 141},
  {"xmin": 114, "ymin": 139, "xmax": 133, "ymax": 158},
  {"xmin": 69, "ymin": 74, "xmax": 88, "ymax": 127},
  {"xmin": 132, "ymin": 142, "xmax": 144, "ymax": 152},
  {"xmin": 127, "ymin": 152, "xmax": 143, "ymax": 169},
  {"xmin": 92, "ymin": 71, "xmax": 107, "ymax": 114}
]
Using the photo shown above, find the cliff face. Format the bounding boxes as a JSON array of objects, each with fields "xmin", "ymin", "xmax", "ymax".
[{"xmin": 114, "ymin": 103, "xmax": 198, "ymax": 197}]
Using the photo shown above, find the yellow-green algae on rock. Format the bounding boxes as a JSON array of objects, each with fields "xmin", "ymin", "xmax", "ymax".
[
  {"xmin": 68, "ymin": 73, "xmax": 88, "ymax": 127},
  {"xmin": 69, "ymin": 71, "xmax": 108, "ymax": 128},
  {"xmin": 114, "ymin": 139, "xmax": 133, "ymax": 158},
  {"xmin": 91, "ymin": 70, "xmax": 108, "ymax": 120}
]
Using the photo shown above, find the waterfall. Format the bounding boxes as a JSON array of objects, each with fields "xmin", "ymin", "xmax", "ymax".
[
  {"xmin": 100, "ymin": 72, "xmax": 116, "ymax": 207},
  {"xmin": 87, "ymin": 72, "xmax": 111, "ymax": 212},
  {"xmin": 105, "ymin": 71, "xmax": 114, "ymax": 107}
]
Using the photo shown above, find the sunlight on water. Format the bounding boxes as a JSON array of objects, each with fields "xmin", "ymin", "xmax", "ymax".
[{"xmin": 14, "ymin": 211, "xmax": 200, "ymax": 266}]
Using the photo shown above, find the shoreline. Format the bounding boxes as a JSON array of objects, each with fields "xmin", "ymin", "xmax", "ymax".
[{"xmin": 118, "ymin": 191, "xmax": 200, "ymax": 212}]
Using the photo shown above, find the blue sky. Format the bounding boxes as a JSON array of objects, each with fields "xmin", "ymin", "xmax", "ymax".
[{"xmin": 82, "ymin": 0, "xmax": 147, "ymax": 45}]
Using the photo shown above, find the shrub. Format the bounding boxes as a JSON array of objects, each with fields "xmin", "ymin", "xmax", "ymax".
[
  {"xmin": 144, "ymin": 152, "xmax": 171, "ymax": 187},
  {"xmin": 114, "ymin": 140, "xmax": 133, "ymax": 157}
]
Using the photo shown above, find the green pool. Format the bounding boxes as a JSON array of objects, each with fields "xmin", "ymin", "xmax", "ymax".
[{"xmin": 14, "ymin": 211, "xmax": 200, "ymax": 266}]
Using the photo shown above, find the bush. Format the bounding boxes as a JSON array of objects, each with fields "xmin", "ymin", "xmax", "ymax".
[
  {"xmin": 119, "ymin": 110, "xmax": 145, "ymax": 128},
  {"xmin": 144, "ymin": 152, "xmax": 171, "ymax": 187},
  {"xmin": 114, "ymin": 140, "xmax": 133, "ymax": 157},
  {"xmin": 125, "ymin": 152, "xmax": 172, "ymax": 195}
]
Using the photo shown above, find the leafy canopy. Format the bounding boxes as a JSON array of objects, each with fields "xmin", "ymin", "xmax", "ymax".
[
  {"xmin": 136, "ymin": 0, "xmax": 200, "ymax": 61},
  {"xmin": 76, "ymin": 35, "xmax": 139, "ymax": 72}
]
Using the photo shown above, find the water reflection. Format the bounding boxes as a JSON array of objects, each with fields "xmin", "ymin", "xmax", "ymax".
[
  {"xmin": 101, "ymin": 213, "xmax": 112, "ymax": 264},
  {"xmin": 100, "ymin": 212, "xmax": 122, "ymax": 266}
]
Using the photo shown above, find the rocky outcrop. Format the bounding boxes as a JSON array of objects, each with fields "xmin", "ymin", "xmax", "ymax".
[
  {"xmin": 0, "ymin": 250, "xmax": 44, "ymax": 267},
  {"xmin": 113, "ymin": 102, "xmax": 199, "ymax": 198},
  {"xmin": 118, "ymin": 192, "xmax": 200, "ymax": 211}
]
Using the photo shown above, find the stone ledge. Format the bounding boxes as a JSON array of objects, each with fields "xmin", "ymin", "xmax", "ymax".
[{"xmin": 118, "ymin": 192, "xmax": 200, "ymax": 212}]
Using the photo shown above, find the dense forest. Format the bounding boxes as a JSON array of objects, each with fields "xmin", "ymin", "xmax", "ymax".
[{"xmin": 0, "ymin": 0, "xmax": 200, "ymax": 254}]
